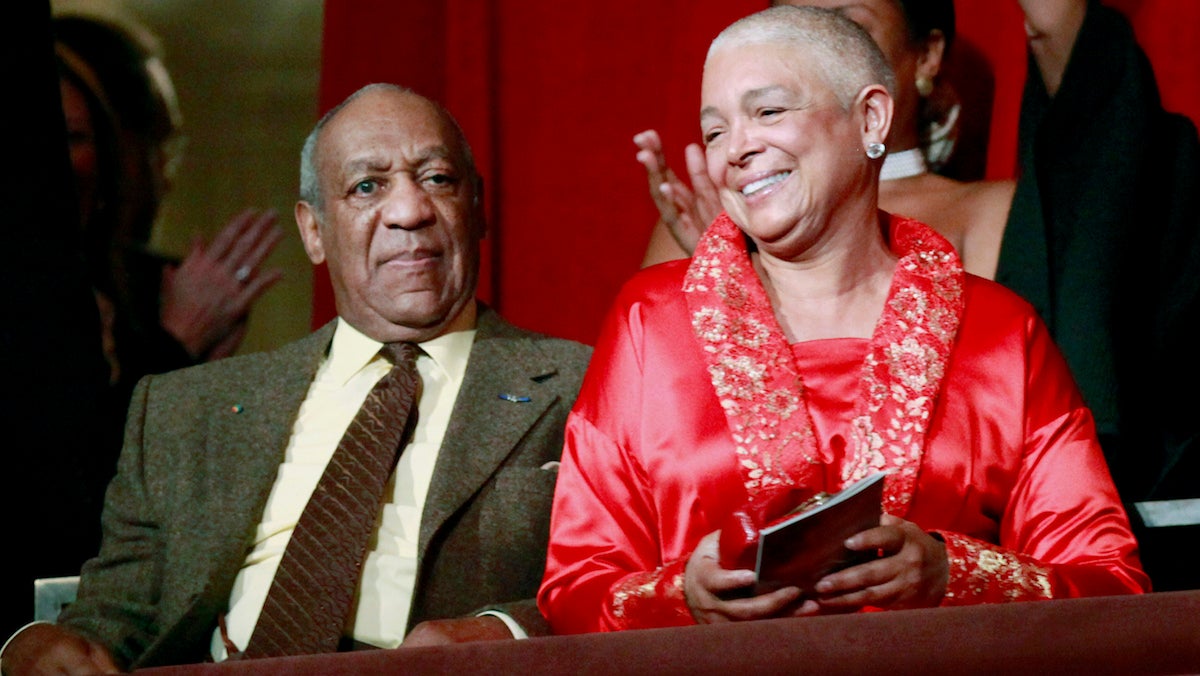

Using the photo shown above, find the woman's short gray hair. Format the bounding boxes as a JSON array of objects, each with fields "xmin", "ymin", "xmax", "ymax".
[{"xmin": 708, "ymin": 5, "xmax": 896, "ymax": 109}]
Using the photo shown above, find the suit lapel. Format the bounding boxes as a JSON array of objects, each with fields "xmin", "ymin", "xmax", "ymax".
[
  {"xmin": 139, "ymin": 324, "xmax": 336, "ymax": 662},
  {"xmin": 418, "ymin": 310, "xmax": 558, "ymax": 555},
  {"xmin": 198, "ymin": 324, "xmax": 335, "ymax": 591}
]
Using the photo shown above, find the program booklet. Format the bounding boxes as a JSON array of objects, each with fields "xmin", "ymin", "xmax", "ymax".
[{"xmin": 752, "ymin": 471, "xmax": 888, "ymax": 596}]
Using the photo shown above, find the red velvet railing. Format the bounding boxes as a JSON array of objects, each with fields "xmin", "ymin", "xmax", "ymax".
[{"xmin": 136, "ymin": 591, "xmax": 1200, "ymax": 675}]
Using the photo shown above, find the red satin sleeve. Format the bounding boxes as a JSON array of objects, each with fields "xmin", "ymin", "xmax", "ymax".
[
  {"xmin": 540, "ymin": 413, "xmax": 695, "ymax": 633},
  {"xmin": 925, "ymin": 294, "xmax": 1149, "ymax": 602},
  {"xmin": 538, "ymin": 262, "xmax": 722, "ymax": 634}
]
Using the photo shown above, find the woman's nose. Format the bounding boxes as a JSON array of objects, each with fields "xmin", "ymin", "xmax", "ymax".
[{"xmin": 725, "ymin": 120, "xmax": 762, "ymax": 166}]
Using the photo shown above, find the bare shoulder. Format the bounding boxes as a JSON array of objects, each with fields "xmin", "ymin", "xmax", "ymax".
[
  {"xmin": 960, "ymin": 178, "xmax": 1016, "ymax": 211},
  {"xmin": 957, "ymin": 179, "xmax": 1016, "ymax": 280}
]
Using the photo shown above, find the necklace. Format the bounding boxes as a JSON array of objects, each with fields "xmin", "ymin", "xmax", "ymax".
[{"xmin": 880, "ymin": 147, "xmax": 928, "ymax": 181}]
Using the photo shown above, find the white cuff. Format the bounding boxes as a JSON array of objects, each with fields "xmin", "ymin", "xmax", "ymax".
[{"xmin": 475, "ymin": 610, "xmax": 528, "ymax": 640}]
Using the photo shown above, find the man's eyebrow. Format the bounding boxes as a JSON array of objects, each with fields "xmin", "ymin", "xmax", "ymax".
[
  {"xmin": 412, "ymin": 145, "xmax": 457, "ymax": 166},
  {"xmin": 342, "ymin": 146, "xmax": 458, "ymax": 174},
  {"xmin": 343, "ymin": 156, "xmax": 391, "ymax": 175}
]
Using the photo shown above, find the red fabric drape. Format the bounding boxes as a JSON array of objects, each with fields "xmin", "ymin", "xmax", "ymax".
[{"xmin": 314, "ymin": 1, "xmax": 1200, "ymax": 345}]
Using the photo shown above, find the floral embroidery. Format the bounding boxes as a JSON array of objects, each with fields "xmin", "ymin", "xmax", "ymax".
[
  {"xmin": 610, "ymin": 563, "xmax": 691, "ymax": 628},
  {"xmin": 683, "ymin": 213, "xmax": 965, "ymax": 514},
  {"xmin": 938, "ymin": 531, "xmax": 1056, "ymax": 603}
]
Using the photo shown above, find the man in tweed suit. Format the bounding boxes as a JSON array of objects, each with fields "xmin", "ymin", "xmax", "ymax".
[{"xmin": 1, "ymin": 83, "xmax": 591, "ymax": 672}]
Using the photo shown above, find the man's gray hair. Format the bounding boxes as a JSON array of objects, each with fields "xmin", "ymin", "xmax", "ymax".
[
  {"xmin": 298, "ymin": 82, "xmax": 480, "ymax": 217},
  {"xmin": 708, "ymin": 5, "xmax": 896, "ymax": 109}
]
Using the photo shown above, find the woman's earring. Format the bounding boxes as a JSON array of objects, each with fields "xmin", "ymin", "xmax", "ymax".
[
  {"xmin": 866, "ymin": 142, "xmax": 886, "ymax": 159},
  {"xmin": 916, "ymin": 76, "xmax": 934, "ymax": 97}
]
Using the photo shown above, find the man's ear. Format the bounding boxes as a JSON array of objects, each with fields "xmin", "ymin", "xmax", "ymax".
[
  {"xmin": 857, "ymin": 84, "xmax": 894, "ymax": 150},
  {"xmin": 295, "ymin": 201, "xmax": 326, "ymax": 265}
]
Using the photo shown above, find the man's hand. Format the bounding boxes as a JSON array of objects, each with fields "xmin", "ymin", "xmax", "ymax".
[
  {"xmin": 400, "ymin": 616, "xmax": 513, "ymax": 648},
  {"xmin": 684, "ymin": 530, "xmax": 802, "ymax": 624},
  {"xmin": 633, "ymin": 130, "xmax": 721, "ymax": 257},
  {"xmin": 0, "ymin": 623, "xmax": 121, "ymax": 675},
  {"xmin": 159, "ymin": 208, "xmax": 284, "ymax": 359},
  {"xmin": 798, "ymin": 514, "xmax": 949, "ymax": 615}
]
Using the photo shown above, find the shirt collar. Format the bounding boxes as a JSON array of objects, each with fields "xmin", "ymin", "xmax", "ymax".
[{"xmin": 326, "ymin": 318, "xmax": 477, "ymax": 387}]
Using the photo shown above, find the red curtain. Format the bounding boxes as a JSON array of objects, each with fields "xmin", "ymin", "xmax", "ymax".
[{"xmin": 314, "ymin": 0, "xmax": 1200, "ymax": 346}]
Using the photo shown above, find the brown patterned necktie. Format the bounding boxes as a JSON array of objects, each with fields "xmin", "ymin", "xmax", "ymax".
[{"xmin": 240, "ymin": 342, "xmax": 421, "ymax": 658}]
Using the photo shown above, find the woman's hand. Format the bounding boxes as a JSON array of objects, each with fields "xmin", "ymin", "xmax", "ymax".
[
  {"xmin": 634, "ymin": 130, "xmax": 721, "ymax": 259},
  {"xmin": 684, "ymin": 530, "xmax": 802, "ymax": 624},
  {"xmin": 798, "ymin": 514, "xmax": 949, "ymax": 615},
  {"xmin": 159, "ymin": 207, "xmax": 284, "ymax": 359}
]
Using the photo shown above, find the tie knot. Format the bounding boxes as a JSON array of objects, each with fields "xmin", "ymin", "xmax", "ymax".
[{"xmin": 380, "ymin": 342, "xmax": 419, "ymax": 369}]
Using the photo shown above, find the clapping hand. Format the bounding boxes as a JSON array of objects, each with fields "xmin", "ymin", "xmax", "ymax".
[
  {"xmin": 160, "ymin": 208, "xmax": 284, "ymax": 360},
  {"xmin": 634, "ymin": 129, "xmax": 721, "ymax": 257}
]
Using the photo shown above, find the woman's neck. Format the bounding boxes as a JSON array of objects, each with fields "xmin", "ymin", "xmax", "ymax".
[{"xmin": 753, "ymin": 212, "xmax": 896, "ymax": 343}]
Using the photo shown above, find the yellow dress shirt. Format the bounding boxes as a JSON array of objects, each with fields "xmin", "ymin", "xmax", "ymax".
[{"xmin": 212, "ymin": 319, "xmax": 474, "ymax": 659}]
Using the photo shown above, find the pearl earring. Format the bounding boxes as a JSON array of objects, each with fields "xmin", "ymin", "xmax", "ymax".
[
  {"xmin": 866, "ymin": 142, "xmax": 886, "ymax": 159},
  {"xmin": 916, "ymin": 76, "xmax": 934, "ymax": 97}
]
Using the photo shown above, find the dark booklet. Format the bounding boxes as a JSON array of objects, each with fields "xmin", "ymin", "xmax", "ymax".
[{"xmin": 751, "ymin": 471, "xmax": 888, "ymax": 596}]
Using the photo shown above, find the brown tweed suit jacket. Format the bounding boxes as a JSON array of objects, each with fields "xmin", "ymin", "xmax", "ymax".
[{"xmin": 57, "ymin": 306, "xmax": 592, "ymax": 669}]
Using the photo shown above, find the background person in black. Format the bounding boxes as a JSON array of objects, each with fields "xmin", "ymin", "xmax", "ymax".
[
  {"xmin": 995, "ymin": 0, "xmax": 1200, "ymax": 592},
  {"xmin": 54, "ymin": 11, "xmax": 283, "ymax": 477},
  {"xmin": 0, "ymin": 0, "xmax": 111, "ymax": 640}
]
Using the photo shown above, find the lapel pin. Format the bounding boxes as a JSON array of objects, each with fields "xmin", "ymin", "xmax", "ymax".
[
  {"xmin": 230, "ymin": 404, "xmax": 244, "ymax": 414},
  {"xmin": 498, "ymin": 393, "xmax": 532, "ymax": 403}
]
